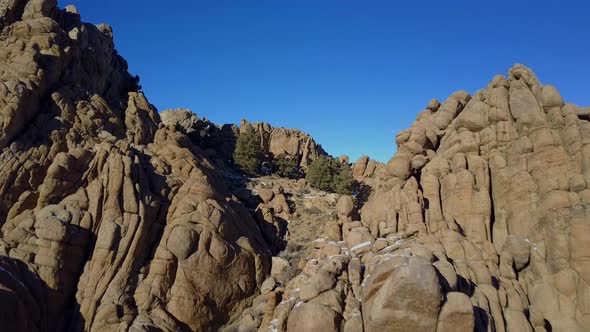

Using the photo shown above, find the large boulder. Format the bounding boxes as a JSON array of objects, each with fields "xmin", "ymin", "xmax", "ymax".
[
  {"xmin": 336, "ymin": 195, "xmax": 354, "ymax": 222},
  {"xmin": 362, "ymin": 259, "xmax": 442, "ymax": 332},
  {"xmin": 287, "ymin": 302, "xmax": 341, "ymax": 332},
  {"xmin": 436, "ymin": 292, "xmax": 475, "ymax": 332}
]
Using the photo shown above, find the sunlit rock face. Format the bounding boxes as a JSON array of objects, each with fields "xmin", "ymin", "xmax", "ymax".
[{"xmin": 230, "ymin": 64, "xmax": 590, "ymax": 332}]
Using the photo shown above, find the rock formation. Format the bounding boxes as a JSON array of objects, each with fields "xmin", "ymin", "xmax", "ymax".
[
  {"xmin": 160, "ymin": 109, "xmax": 327, "ymax": 169},
  {"xmin": 242, "ymin": 119, "xmax": 327, "ymax": 169},
  {"xmin": 160, "ymin": 109, "xmax": 239, "ymax": 164},
  {"xmin": 230, "ymin": 64, "xmax": 590, "ymax": 332},
  {"xmin": 0, "ymin": 1, "xmax": 589, "ymax": 332},
  {"xmin": 0, "ymin": 2, "xmax": 272, "ymax": 331},
  {"xmin": 351, "ymin": 155, "xmax": 385, "ymax": 187}
]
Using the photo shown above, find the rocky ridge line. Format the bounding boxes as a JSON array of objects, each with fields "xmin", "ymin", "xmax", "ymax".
[{"xmin": 160, "ymin": 108, "xmax": 327, "ymax": 169}]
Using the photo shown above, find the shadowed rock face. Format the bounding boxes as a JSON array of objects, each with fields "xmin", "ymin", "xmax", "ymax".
[{"xmin": 0, "ymin": 1, "xmax": 271, "ymax": 331}]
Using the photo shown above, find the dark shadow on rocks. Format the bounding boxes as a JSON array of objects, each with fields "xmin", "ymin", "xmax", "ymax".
[
  {"xmin": 544, "ymin": 319, "xmax": 553, "ymax": 332},
  {"xmin": 0, "ymin": 252, "xmax": 88, "ymax": 332},
  {"xmin": 252, "ymin": 208, "xmax": 289, "ymax": 256},
  {"xmin": 274, "ymin": 216, "xmax": 289, "ymax": 250},
  {"xmin": 219, "ymin": 166, "xmax": 292, "ymax": 256},
  {"xmin": 434, "ymin": 264, "xmax": 452, "ymax": 293},
  {"xmin": 491, "ymin": 276, "xmax": 500, "ymax": 289},
  {"xmin": 456, "ymin": 274, "xmax": 476, "ymax": 297},
  {"xmin": 184, "ymin": 120, "xmax": 238, "ymax": 164},
  {"xmin": 283, "ymin": 191, "xmax": 296, "ymax": 213},
  {"xmin": 352, "ymin": 180, "xmax": 372, "ymax": 210},
  {"xmin": 473, "ymin": 306, "xmax": 490, "ymax": 332}
]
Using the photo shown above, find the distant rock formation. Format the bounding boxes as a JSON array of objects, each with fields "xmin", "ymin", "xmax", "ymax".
[
  {"xmin": 161, "ymin": 108, "xmax": 239, "ymax": 162},
  {"xmin": 242, "ymin": 119, "xmax": 327, "ymax": 168},
  {"xmin": 160, "ymin": 109, "xmax": 327, "ymax": 169}
]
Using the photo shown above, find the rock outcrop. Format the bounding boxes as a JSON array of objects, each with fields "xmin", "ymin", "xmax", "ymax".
[
  {"xmin": 351, "ymin": 155, "xmax": 385, "ymax": 187},
  {"xmin": 242, "ymin": 119, "xmax": 327, "ymax": 169},
  {"xmin": 160, "ymin": 109, "xmax": 239, "ymax": 163},
  {"xmin": 160, "ymin": 109, "xmax": 327, "ymax": 169},
  {"xmin": 351, "ymin": 155, "xmax": 382, "ymax": 180},
  {"xmin": 1, "ymin": 2, "xmax": 589, "ymax": 332},
  {"xmin": 228, "ymin": 65, "xmax": 590, "ymax": 332},
  {"xmin": 0, "ymin": 2, "xmax": 272, "ymax": 331},
  {"xmin": 361, "ymin": 64, "xmax": 589, "ymax": 331}
]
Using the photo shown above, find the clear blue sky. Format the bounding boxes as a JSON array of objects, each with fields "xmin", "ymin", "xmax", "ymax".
[{"xmin": 67, "ymin": 0, "xmax": 590, "ymax": 163}]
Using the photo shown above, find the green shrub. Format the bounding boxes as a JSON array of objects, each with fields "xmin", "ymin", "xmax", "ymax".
[
  {"xmin": 333, "ymin": 164, "xmax": 353, "ymax": 195},
  {"xmin": 233, "ymin": 126, "xmax": 263, "ymax": 174},
  {"xmin": 273, "ymin": 154, "xmax": 298, "ymax": 178},
  {"xmin": 305, "ymin": 156, "xmax": 352, "ymax": 195}
]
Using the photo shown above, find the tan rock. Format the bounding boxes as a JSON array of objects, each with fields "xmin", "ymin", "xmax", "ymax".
[
  {"xmin": 505, "ymin": 309, "xmax": 534, "ymax": 332},
  {"xmin": 386, "ymin": 154, "xmax": 412, "ymax": 180},
  {"xmin": 261, "ymin": 277, "xmax": 276, "ymax": 294},
  {"xmin": 541, "ymin": 84, "xmax": 564, "ymax": 108},
  {"xmin": 336, "ymin": 195, "xmax": 355, "ymax": 222},
  {"xmin": 324, "ymin": 221, "xmax": 342, "ymax": 241},
  {"xmin": 258, "ymin": 188, "xmax": 275, "ymax": 203},
  {"xmin": 362, "ymin": 260, "xmax": 442, "ymax": 332},
  {"xmin": 434, "ymin": 259, "xmax": 458, "ymax": 292},
  {"xmin": 287, "ymin": 302, "xmax": 341, "ymax": 332},
  {"xmin": 0, "ymin": 6, "xmax": 589, "ymax": 330},
  {"xmin": 427, "ymin": 98, "xmax": 441, "ymax": 111},
  {"xmin": 299, "ymin": 272, "xmax": 336, "ymax": 301},
  {"xmin": 437, "ymin": 292, "xmax": 475, "ymax": 332},
  {"xmin": 271, "ymin": 257, "xmax": 289, "ymax": 278},
  {"xmin": 344, "ymin": 227, "xmax": 375, "ymax": 249},
  {"xmin": 502, "ymin": 235, "xmax": 530, "ymax": 271}
]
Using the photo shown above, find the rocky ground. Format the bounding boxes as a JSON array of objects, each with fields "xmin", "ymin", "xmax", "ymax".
[
  {"xmin": 217, "ymin": 170, "xmax": 342, "ymax": 273},
  {"xmin": 0, "ymin": 1, "xmax": 589, "ymax": 332},
  {"xmin": 246, "ymin": 176, "xmax": 340, "ymax": 269}
]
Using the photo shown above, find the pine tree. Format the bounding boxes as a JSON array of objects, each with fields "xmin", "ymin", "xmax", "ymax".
[
  {"xmin": 306, "ymin": 156, "xmax": 352, "ymax": 195},
  {"xmin": 272, "ymin": 154, "xmax": 298, "ymax": 178},
  {"xmin": 233, "ymin": 126, "xmax": 263, "ymax": 175}
]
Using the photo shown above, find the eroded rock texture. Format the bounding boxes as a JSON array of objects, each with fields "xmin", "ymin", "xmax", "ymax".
[
  {"xmin": 1, "ymin": 1, "xmax": 589, "ymax": 332},
  {"xmin": 243, "ymin": 119, "xmax": 327, "ymax": 169},
  {"xmin": 160, "ymin": 108, "xmax": 327, "ymax": 169},
  {"xmin": 230, "ymin": 65, "xmax": 590, "ymax": 332},
  {"xmin": 0, "ymin": 1, "xmax": 271, "ymax": 331}
]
